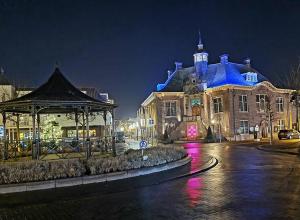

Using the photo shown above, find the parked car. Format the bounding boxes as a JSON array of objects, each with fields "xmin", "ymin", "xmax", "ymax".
[{"xmin": 278, "ymin": 129, "xmax": 300, "ymax": 140}]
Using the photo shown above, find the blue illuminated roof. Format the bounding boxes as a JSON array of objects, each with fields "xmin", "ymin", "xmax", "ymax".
[
  {"xmin": 157, "ymin": 60, "xmax": 268, "ymax": 92},
  {"xmin": 205, "ymin": 62, "xmax": 252, "ymax": 87}
]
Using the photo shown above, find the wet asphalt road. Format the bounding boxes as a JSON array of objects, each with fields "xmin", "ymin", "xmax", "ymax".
[{"xmin": 0, "ymin": 142, "xmax": 300, "ymax": 220}]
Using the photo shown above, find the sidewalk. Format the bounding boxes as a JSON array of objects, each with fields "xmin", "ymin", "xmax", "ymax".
[{"xmin": 257, "ymin": 141, "xmax": 300, "ymax": 155}]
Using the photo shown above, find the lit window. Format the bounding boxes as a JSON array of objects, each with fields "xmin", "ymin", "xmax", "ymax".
[
  {"xmin": 191, "ymin": 98, "xmax": 201, "ymax": 106},
  {"xmin": 276, "ymin": 97, "xmax": 284, "ymax": 112},
  {"xmin": 213, "ymin": 97, "xmax": 223, "ymax": 113},
  {"xmin": 201, "ymin": 54, "xmax": 208, "ymax": 61},
  {"xmin": 194, "ymin": 54, "xmax": 207, "ymax": 62},
  {"xmin": 239, "ymin": 95, "xmax": 248, "ymax": 112},
  {"xmin": 245, "ymin": 72, "xmax": 258, "ymax": 82},
  {"xmin": 195, "ymin": 55, "xmax": 203, "ymax": 62},
  {"xmin": 240, "ymin": 120, "xmax": 249, "ymax": 134},
  {"xmin": 256, "ymin": 94, "xmax": 266, "ymax": 112},
  {"xmin": 165, "ymin": 101, "xmax": 177, "ymax": 117},
  {"xmin": 278, "ymin": 119, "xmax": 285, "ymax": 130}
]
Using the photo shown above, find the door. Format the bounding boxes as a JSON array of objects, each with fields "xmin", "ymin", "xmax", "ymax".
[{"xmin": 187, "ymin": 123, "xmax": 198, "ymax": 140}]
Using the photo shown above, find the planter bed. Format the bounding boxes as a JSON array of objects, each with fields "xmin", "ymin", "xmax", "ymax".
[{"xmin": 0, "ymin": 146, "xmax": 187, "ymax": 185}]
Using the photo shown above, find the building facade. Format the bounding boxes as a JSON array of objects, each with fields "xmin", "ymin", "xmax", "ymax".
[{"xmin": 137, "ymin": 36, "xmax": 295, "ymax": 141}]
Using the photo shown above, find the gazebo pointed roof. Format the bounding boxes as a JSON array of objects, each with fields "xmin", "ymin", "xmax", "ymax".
[
  {"xmin": 0, "ymin": 67, "xmax": 117, "ymax": 113},
  {"xmin": 11, "ymin": 67, "xmax": 104, "ymax": 102}
]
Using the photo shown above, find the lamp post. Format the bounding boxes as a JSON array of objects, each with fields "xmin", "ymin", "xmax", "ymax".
[
  {"xmin": 265, "ymin": 96, "xmax": 273, "ymax": 145},
  {"xmin": 136, "ymin": 122, "xmax": 139, "ymax": 141},
  {"xmin": 232, "ymin": 89, "xmax": 236, "ymax": 141}
]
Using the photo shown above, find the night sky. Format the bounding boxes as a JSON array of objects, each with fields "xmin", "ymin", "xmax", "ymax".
[{"xmin": 0, "ymin": 0, "xmax": 300, "ymax": 118}]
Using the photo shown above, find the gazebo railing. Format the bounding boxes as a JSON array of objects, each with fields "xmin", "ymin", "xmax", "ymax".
[{"xmin": 0, "ymin": 137, "xmax": 114, "ymax": 161}]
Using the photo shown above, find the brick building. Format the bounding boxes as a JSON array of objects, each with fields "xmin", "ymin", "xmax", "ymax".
[{"xmin": 137, "ymin": 35, "xmax": 295, "ymax": 141}]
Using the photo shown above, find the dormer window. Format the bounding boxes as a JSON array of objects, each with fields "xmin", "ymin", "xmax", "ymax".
[{"xmin": 244, "ymin": 72, "xmax": 258, "ymax": 83}]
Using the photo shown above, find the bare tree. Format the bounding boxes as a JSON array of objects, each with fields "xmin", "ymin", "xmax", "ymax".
[{"xmin": 276, "ymin": 58, "xmax": 300, "ymax": 90}]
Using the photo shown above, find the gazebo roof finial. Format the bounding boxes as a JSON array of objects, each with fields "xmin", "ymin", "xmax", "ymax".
[{"xmin": 54, "ymin": 61, "xmax": 59, "ymax": 69}]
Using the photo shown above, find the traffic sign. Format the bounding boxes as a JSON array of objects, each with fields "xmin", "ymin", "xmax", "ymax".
[{"xmin": 139, "ymin": 140, "xmax": 148, "ymax": 149}]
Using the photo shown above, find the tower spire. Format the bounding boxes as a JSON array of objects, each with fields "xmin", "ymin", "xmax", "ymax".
[{"xmin": 197, "ymin": 30, "xmax": 203, "ymax": 51}]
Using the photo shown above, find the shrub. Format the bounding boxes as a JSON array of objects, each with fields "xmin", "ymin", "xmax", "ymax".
[
  {"xmin": 87, "ymin": 146, "xmax": 187, "ymax": 175},
  {"xmin": 0, "ymin": 159, "xmax": 86, "ymax": 184},
  {"xmin": 205, "ymin": 126, "xmax": 215, "ymax": 142},
  {"xmin": 0, "ymin": 146, "xmax": 187, "ymax": 184}
]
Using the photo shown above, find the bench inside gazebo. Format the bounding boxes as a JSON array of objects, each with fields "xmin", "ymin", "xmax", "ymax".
[{"xmin": 0, "ymin": 68, "xmax": 117, "ymax": 160}]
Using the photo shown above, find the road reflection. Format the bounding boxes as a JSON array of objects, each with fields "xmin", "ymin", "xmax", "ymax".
[
  {"xmin": 182, "ymin": 143, "xmax": 204, "ymax": 207},
  {"xmin": 183, "ymin": 142, "xmax": 228, "ymax": 212},
  {"xmin": 183, "ymin": 143, "xmax": 203, "ymax": 171},
  {"xmin": 185, "ymin": 177, "xmax": 203, "ymax": 207}
]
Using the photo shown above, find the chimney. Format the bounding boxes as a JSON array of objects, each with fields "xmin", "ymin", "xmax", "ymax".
[
  {"xmin": 220, "ymin": 54, "xmax": 229, "ymax": 64},
  {"xmin": 175, "ymin": 62, "xmax": 183, "ymax": 70},
  {"xmin": 244, "ymin": 58, "xmax": 251, "ymax": 67}
]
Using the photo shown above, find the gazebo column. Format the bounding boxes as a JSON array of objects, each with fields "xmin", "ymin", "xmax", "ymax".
[
  {"xmin": 11, "ymin": 128, "xmax": 15, "ymax": 143},
  {"xmin": 103, "ymin": 110, "xmax": 107, "ymax": 152},
  {"xmin": 31, "ymin": 108, "xmax": 37, "ymax": 160},
  {"xmin": 85, "ymin": 107, "xmax": 91, "ymax": 159},
  {"xmin": 103, "ymin": 110, "xmax": 107, "ymax": 137},
  {"xmin": 8, "ymin": 128, "xmax": 11, "ymax": 143},
  {"xmin": 111, "ymin": 108, "xmax": 116, "ymax": 156},
  {"xmin": 75, "ymin": 112, "xmax": 79, "ymax": 141},
  {"xmin": 2, "ymin": 112, "xmax": 8, "ymax": 160},
  {"xmin": 36, "ymin": 114, "xmax": 41, "ymax": 160},
  {"xmin": 82, "ymin": 112, "xmax": 85, "ymax": 140},
  {"xmin": 16, "ymin": 113, "xmax": 20, "ymax": 144}
]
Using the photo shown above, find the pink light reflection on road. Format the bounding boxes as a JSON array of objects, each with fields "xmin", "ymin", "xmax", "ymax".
[
  {"xmin": 185, "ymin": 177, "xmax": 203, "ymax": 207},
  {"xmin": 183, "ymin": 142, "xmax": 202, "ymax": 172},
  {"xmin": 183, "ymin": 143, "xmax": 204, "ymax": 207}
]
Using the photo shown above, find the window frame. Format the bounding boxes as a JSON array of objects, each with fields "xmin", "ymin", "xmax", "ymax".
[
  {"xmin": 256, "ymin": 94, "xmax": 267, "ymax": 112},
  {"xmin": 278, "ymin": 119, "xmax": 285, "ymax": 130},
  {"xmin": 239, "ymin": 120, "xmax": 249, "ymax": 134},
  {"xmin": 239, "ymin": 95, "xmax": 248, "ymax": 112},
  {"xmin": 213, "ymin": 97, "xmax": 223, "ymax": 113},
  {"xmin": 276, "ymin": 97, "xmax": 284, "ymax": 113},
  {"xmin": 165, "ymin": 101, "xmax": 177, "ymax": 117},
  {"xmin": 245, "ymin": 72, "xmax": 258, "ymax": 83}
]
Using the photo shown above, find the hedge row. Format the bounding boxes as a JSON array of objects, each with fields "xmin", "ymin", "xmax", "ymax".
[{"xmin": 0, "ymin": 146, "xmax": 187, "ymax": 184}]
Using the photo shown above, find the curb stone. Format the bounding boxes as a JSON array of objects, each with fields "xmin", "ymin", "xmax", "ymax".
[{"xmin": 256, "ymin": 145, "xmax": 300, "ymax": 156}]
